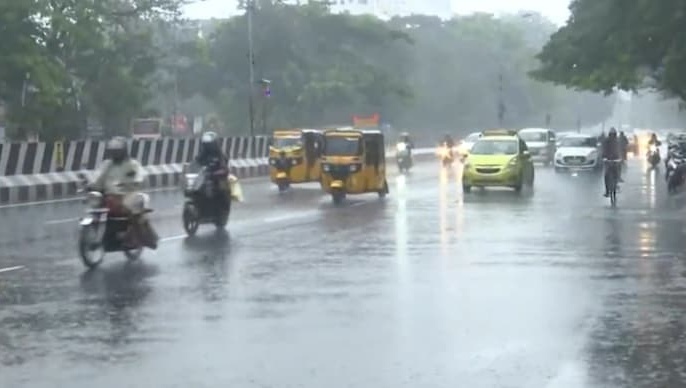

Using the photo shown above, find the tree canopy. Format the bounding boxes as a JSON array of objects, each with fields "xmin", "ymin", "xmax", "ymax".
[
  {"xmin": 532, "ymin": 0, "xmax": 686, "ymax": 101},
  {"xmin": 0, "ymin": 0, "xmax": 614, "ymax": 140}
]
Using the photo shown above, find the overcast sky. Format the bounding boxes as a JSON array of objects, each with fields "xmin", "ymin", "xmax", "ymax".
[{"xmin": 183, "ymin": 0, "xmax": 571, "ymax": 25}]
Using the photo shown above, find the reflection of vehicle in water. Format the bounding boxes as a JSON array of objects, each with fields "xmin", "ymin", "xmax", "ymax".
[
  {"xmin": 77, "ymin": 180, "xmax": 157, "ymax": 269},
  {"xmin": 554, "ymin": 134, "xmax": 602, "ymax": 173},
  {"xmin": 319, "ymin": 128, "xmax": 389, "ymax": 204},
  {"xmin": 269, "ymin": 129, "xmax": 324, "ymax": 192},
  {"xmin": 462, "ymin": 129, "xmax": 534, "ymax": 193},
  {"xmin": 182, "ymin": 159, "xmax": 238, "ymax": 236},
  {"xmin": 396, "ymin": 142, "xmax": 412, "ymax": 172},
  {"xmin": 517, "ymin": 128, "xmax": 556, "ymax": 165}
]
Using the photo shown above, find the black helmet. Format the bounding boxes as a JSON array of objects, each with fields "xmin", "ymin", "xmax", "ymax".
[
  {"xmin": 608, "ymin": 127, "xmax": 617, "ymax": 137},
  {"xmin": 105, "ymin": 137, "xmax": 129, "ymax": 164}
]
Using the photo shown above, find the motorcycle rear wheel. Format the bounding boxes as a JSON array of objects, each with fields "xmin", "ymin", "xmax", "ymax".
[{"xmin": 182, "ymin": 204, "xmax": 200, "ymax": 236}]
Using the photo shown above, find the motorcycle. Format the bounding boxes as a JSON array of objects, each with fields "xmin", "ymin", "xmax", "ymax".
[
  {"xmin": 396, "ymin": 142, "xmax": 412, "ymax": 172},
  {"xmin": 438, "ymin": 143, "xmax": 454, "ymax": 167},
  {"xmin": 647, "ymin": 144, "xmax": 660, "ymax": 169},
  {"xmin": 666, "ymin": 151, "xmax": 686, "ymax": 194},
  {"xmin": 182, "ymin": 161, "xmax": 232, "ymax": 236},
  {"xmin": 77, "ymin": 177, "xmax": 157, "ymax": 269}
]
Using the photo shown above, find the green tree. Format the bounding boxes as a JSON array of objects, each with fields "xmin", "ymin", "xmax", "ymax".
[
  {"xmin": 0, "ymin": 0, "xmax": 186, "ymax": 140},
  {"xmin": 532, "ymin": 0, "xmax": 686, "ymax": 101}
]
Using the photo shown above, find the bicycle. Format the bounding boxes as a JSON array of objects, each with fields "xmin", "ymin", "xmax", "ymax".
[{"xmin": 604, "ymin": 159, "xmax": 622, "ymax": 206}]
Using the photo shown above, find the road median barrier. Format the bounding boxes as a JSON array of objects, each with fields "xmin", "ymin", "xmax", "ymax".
[{"xmin": 0, "ymin": 137, "xmax": 436, "ymax": 204}]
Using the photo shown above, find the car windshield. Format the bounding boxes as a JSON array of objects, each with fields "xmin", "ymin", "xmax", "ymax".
[
  {"xmin": 273, "ymin": 137, "xmax": 302, "ymax": 148},
  {"xmin": 470, "ymin": 139, "xmax": 518, "ymax": 155},
  {"xmin": 323, "ymin": 136, "xmax": 362, "ymax": 156},
  {"xmin": 519, "ymin": 131, "xmax": 548, "ymax": 142},
  {"xmin": 559, "ymin": 137, "xmax": 596, "ymax": 148}
]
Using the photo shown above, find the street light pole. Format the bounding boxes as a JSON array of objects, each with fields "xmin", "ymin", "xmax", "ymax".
[
  {"xmin": 247, "ymin": 0, "xmax": 256, "ymax": 136},
  {"xmin": 497, "ymin": 70, "xmax": 505, "ymax": 127}
]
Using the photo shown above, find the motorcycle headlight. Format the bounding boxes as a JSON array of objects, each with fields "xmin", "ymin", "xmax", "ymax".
[
  {"xmin": 269, "ymin": 159, "xmax": 276, "ymax": 165},
  {"xmin": 291, "ymin": 159, "xmax": 298, "ymax": 165},
  {"xmin": 85, "ymin": 191, "xmax": 103, "ymax": 208},
  {"xmin": 396, "ymin": 143, "xmax": 407, "ymax": 152},
  {"xmin": 126, "ymin": 192, "xmax": 150, "ymax": 213},
  {"xmin": 649, "ymin": 145, "xmax": 657, "ymax": 152},
  {"xmin": 185, "ymin": 173, "xmax": 198, "ymax": 189}
]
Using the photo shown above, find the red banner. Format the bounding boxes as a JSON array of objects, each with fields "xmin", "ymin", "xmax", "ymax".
[{"xmin": 352, "ymin": 113, "xmax": 380, "ymax": 128}]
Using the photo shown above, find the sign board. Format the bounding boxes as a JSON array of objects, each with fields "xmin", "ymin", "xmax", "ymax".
[
  {"xmin": 131, "ymin": 118, "xmax": 162, "ymax": 139},
  {"xmin": 352, "ymin": 113, "xmax": 380, "ymax": 129}
]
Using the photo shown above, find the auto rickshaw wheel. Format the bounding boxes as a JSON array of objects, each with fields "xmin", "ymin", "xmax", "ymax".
[
  {"xmin": 332, "ymin": 191, "xmax": 345, "ymax": 205},
  {"xmin": 277, "ymin": 181, "xmax": 290, "ymax": 192},
  {"xmin": 378, "ymin": 180, "xmax": 388, "ymax": 198}
]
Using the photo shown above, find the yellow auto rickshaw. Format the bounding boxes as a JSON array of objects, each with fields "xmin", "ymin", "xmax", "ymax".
[
  {"xmin": 320, "ymin": 128, "xmax": 389, "ymax": 204},
  {"xmin": 269, "ymin": 129, "xmax": 324, "ymax": 191}
]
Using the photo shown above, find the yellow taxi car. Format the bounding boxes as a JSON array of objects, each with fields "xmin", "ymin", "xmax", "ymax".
[{"xmin": 462, "ymin": 129, "xmax": 535, "ymax": 193}]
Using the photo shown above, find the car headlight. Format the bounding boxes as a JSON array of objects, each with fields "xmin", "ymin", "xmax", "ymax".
[
  {"xmin": 555, "ymin": 153, "xmax": 562, "ymax": 160},
  {"xmin": 269, "ymin": 159, "xmax": 276, "ymax": 165},
  {"xmin": 588, "ymin": 152, "xmax": 597, "ymax": 159},
  {"xmin": 323, "ymin": 164, "xmax": 330, "ymax": 172},
  {"xmin": 508, "ymin": 157, "xmax": 518, "ymax": 166},
  {"xmin": 349, "ymin": 164, "xmax": 358, "ymax": 172},
  {"xmin": 291, "ymin": 159, "xmax": 298, "ymax": 165}
]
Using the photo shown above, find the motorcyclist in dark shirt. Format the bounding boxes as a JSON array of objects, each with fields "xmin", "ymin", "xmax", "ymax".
[
  {"xmin": 442, "ymin": 134, "xmax": 455, "ymax": 148},
  {"xmin": 602, "ymin": 127, "xmax": 623, "ymax": 197},
  {"xmin": 648, "ymin": 133, "xmax": 661, "ymax": 147},
  {"xmin": 619, "ymin": 131, "xmax": 629, "ymax": 161},
  {"xmin": 196, "ymin": 131, "xmax": 229, "ymax": 170},
  {"xmin": 194, "ymin": 131, "xmax": 230, "ymax": 200},
  {"xmin": 399, "ymin": 132, "xmax": 414, "ymax": 150}
]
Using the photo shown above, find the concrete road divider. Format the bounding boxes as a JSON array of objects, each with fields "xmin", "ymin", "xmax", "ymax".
[{"xmin": 0, "ymin": 137, "xmax": 437, "ymax": 204}]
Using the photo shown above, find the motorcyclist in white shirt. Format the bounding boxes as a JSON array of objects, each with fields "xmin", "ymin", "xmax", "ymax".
[
  {"xmin": 89, "ymin": 137, "xmax": 158, "ymax": 249},
  {"xmin": 90, "ymin": 137, "xmax": 144, "ymax": 194}
]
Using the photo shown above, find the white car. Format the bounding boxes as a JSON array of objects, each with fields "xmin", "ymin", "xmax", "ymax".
[
  {"xmin": 458, "ymin": 132, "xmax": 482, "ymax": 154},
  {"xmin": 518, "ymin": 128, "xmax": 557, "ymax": 165},
  {"xmin": 554, "ymin": 134, "xmax": 602, "ymax": 172}
]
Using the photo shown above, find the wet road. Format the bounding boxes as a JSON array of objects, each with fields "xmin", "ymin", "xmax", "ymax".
[{"xmin": 3, "ymin": 158, "xmax": 686, "ymax": 387}]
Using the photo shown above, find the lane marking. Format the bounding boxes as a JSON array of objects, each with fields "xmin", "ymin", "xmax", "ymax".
[
  {"xmin": 0, "ymin": 265, "xmax": 25, "ymax": 274},
  {"xmin": 45, "ymin": 217, "xmax": 79, "ymax": 225}
]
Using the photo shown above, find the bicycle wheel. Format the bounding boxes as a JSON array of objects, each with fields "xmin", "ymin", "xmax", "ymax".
[{"xmin": 610, "ymin": 188, "xmax": 617, "ymax": 206}]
